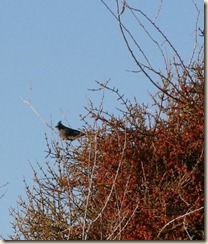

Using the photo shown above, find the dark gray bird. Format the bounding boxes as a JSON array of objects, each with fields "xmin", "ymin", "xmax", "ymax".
[{"xmin": 55, "ymin": 121, "xmax": 85, "ymax": 141}]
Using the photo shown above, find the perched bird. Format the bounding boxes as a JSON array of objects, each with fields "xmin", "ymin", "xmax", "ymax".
[{"xmin": 55, "ymin": 121, "xmax": 85, "ymax": 141}]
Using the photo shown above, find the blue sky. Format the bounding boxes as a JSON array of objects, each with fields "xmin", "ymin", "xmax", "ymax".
[{"xmin": 0, "ymin": 0, "xmax": 204, "ymax": 239}]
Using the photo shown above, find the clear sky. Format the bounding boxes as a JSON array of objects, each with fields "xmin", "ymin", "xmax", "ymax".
[{"xmin": 0, "ymin": 0, "xmax": 204, "ymax": 239}]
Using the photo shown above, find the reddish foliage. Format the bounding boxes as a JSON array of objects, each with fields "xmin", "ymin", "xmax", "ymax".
[
  {"xmin": 9, "ymin": 65, "xmax": 204, "ymax": 240},
  {"xmin": 78, "ymin": 64, "xmax": 204, "ymax": 240}
]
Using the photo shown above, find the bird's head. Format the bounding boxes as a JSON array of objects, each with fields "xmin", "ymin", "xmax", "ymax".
[{"xmin": 55, "ymin": 121, "xmax": 62, "ymax": 128}]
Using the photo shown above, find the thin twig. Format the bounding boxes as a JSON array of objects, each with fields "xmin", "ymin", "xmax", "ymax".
[{"xmin": 156, "ymin": 206, "xmax": 204, "ymax": 239}]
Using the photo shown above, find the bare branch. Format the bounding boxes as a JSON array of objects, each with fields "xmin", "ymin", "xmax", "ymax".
[{"xmin": 156, "ymin": 207, "xmax": 204, "ymax": 239}]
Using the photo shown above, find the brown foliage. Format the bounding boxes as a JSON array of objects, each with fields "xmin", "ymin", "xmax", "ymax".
[{"xmin": 76, "ymin": 63, "xmax": 204, "ymax": 240}]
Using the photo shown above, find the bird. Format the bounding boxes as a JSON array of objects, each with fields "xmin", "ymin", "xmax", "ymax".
[{"xmin": 55, "ymin": 121, "xmax": 85, "ymax": 141}]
